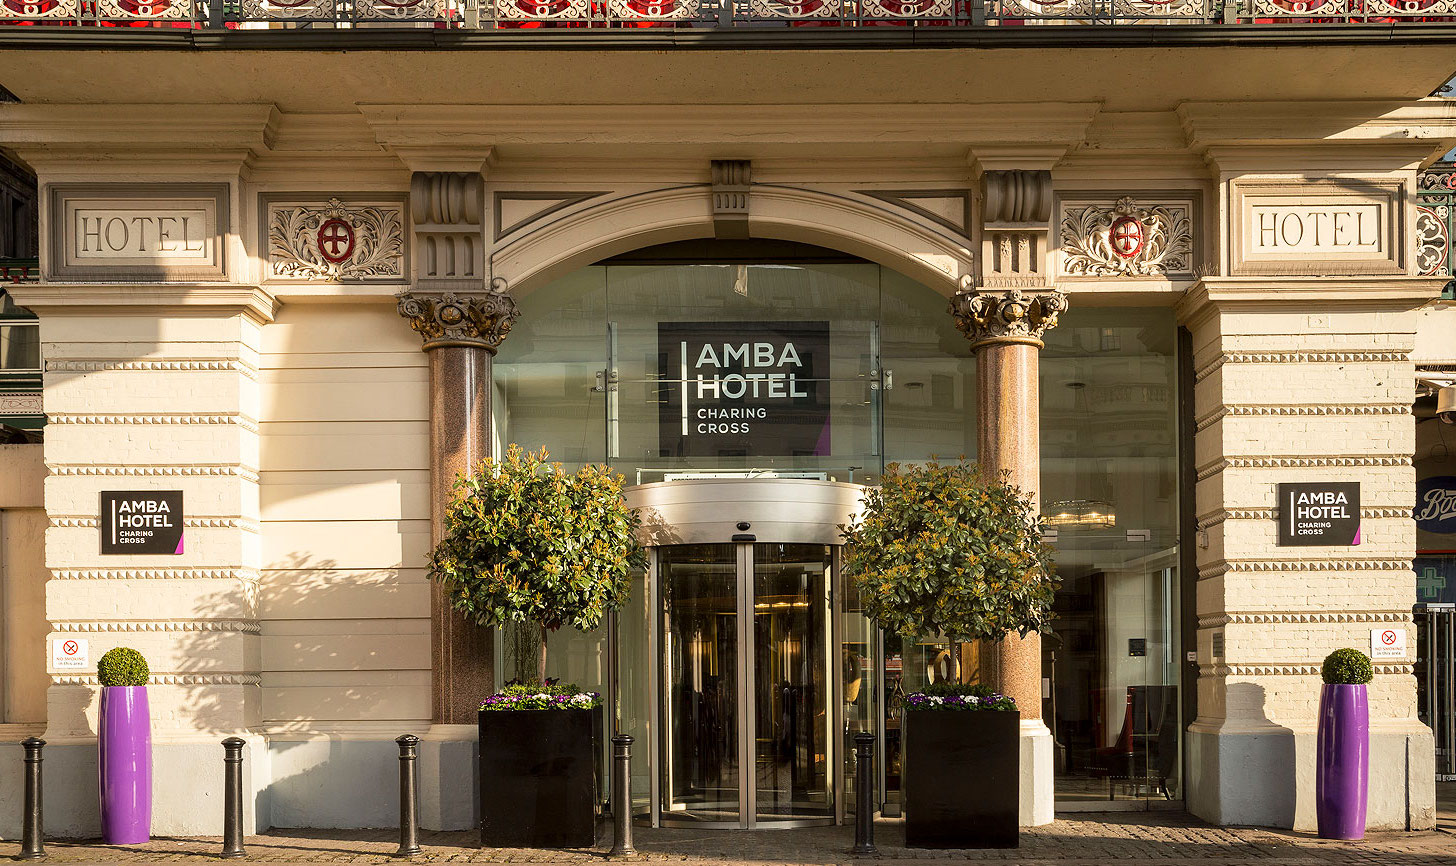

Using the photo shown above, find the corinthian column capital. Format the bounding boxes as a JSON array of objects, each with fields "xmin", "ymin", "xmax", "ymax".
[
  {"xmin": 396, "ymin": 289, "xmax": 519, "ymax": 353},
  {"xmin": 948, "ymin": 287, "xmax": 1069, "ymax": 351}
]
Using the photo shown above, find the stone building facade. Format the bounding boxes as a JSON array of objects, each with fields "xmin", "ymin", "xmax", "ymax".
[{"xmin": 0, "ymin": 23, "xmax": 1454, "ymax": 839}]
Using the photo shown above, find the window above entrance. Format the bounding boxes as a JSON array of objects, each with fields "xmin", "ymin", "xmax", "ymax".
[{"xmin": 493, "ymin": 244, "xmax": 984, "ymax": 487}]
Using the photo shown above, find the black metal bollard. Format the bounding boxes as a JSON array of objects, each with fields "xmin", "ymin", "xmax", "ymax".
[
  {"xmin": 607, "ymin": 735, "xmax": 636, "ymax": 858},
  {"xmin": 851, "ymin": 732, "xmax": 878, "ymax": 856},
  {"xmin": 394, "ymin": 735, "xmax": 422, "ymax": 858},
  {"xmin": 18, "ymin": 737, "xmax": 45, "ymax": 860},
  {"xmin": 220, "ymin": 737, "xmax": 246, "ymax": 859}
]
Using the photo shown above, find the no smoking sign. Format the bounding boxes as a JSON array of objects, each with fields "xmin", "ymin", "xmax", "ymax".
[
  {"xmin": 51, "ymin": 637, "xmax": 89, "ymax": 670},
  {"xmin": 1370, "ymin": 627, "xmax": 1407, "ymax": 660}
]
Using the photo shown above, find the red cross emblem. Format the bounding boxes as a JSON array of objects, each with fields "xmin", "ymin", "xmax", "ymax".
[
  {"xmin": 1109, "ymin": 217, "xmax": 1143, "ymax": 259},
  {"xmin": 317, "ymin": 218, "xmax": 356, "ymax": 264}
]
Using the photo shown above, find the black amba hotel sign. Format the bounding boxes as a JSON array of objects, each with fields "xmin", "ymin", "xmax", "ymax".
[
  {"xmin": 1277, "ymin": 482, "xmax": 1360, "ymax": 547},
  {"xmin": 658, "ymin": 321, "xmax": 831, "ymax": 458}
]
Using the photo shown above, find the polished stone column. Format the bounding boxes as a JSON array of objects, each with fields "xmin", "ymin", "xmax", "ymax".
[
  {"xmin": 397, "ymin": 290, "xmax": 519, "ymax": 725},
  {"xmin": 950, "ymin": 287, "xmax": 1067, "ymax": 718}
]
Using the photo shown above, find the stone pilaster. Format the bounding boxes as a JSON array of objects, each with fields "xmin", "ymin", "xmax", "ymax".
[
  {"xmin": 6, "ymin": 283, "xmax": 276, "ymax": 837},
  {"xmin": 949, "ymin": 285, "xmax": 1066, "ymax": 827},
  {"xmin": 1178, "ymin": 276, "xmax": 1442, "ymax": 832}
]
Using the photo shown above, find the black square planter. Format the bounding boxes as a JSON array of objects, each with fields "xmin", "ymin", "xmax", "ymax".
[
  {"xmin": 903, "ymin": 710, "xmax": 1020, "ymax": 849},
  {"xmin": 478, "ymin": 708, "xmax": 599, "ymax": 848}
]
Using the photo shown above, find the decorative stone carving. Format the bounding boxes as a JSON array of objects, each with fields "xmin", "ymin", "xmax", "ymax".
[
  {"xmin": 983, "ymin": 170, "xmax": 1053, "ymax": 224},
  {"xmin": 979, "ymin": 170, "xmax": 1054, "ymax": 289},
  {"xmin": 1060, "ymin": 196, "xmax": 1192, "ymax": 277},
  {"xmin": 711, "ymin": 160, "xmax": 751, "ymax": 240},
  {"xmin": 396, "ymin": 290, "xmax": 519, "ymax": 353},
  {"xmin": 267, "ymin": 198, "xmax": 405, "ymax": 282},
  {"xmin": 948, "ymin": 287, "xmax": 1068, "ymax": 350},
  {"xmin": 412, "ymin": 172, "xmax": 486, "ymax": 290}
]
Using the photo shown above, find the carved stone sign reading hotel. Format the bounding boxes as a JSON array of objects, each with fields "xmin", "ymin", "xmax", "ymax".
[
  {"xmin": 1249, "ymin": 205, "xmax": 1382, "ymax": 253},
  {"xmin": 50, "ymin": 184, "xmax": 228, "ymax": 280},
  {"xmin": 1231, "ymin": 180, "xmax": 1402, "ymax": 275}
]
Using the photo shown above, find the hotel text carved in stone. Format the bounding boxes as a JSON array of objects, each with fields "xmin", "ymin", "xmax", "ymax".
[
  {"xmin": 949, "ymin": 287, "xmax": 1069, "ymax": 350},
  {"xmin": 396, "ymin": 290, "xmax": 519, "ymax": 353},
  {"xmin": 1059, "ymin": 196, "xmax": 1192, "ymax": 278},
  {"xmin": 267, "ymin": 199, "xmax": 405, "ymax": 282}
]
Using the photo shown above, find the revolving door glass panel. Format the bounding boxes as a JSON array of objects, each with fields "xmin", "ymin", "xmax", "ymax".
[
  {"xmin": 658, "ymin": 542, "xmax": 835, "ymax": 827},
  {"xmin": 660, "ymin": 544, "xmax": 740, "ymax": 824}
]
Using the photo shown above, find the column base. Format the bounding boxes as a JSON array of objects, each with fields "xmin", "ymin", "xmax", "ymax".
[
  {"xmin": 419, "ymin": 723, "xmax": 479, "ymax": 831},
  {"xmin": 1020, "ymin": 719, "xmax": 1054, "ymax": 827},
  {"xmin": 1186, "ymin": 721, "xmax": 1434, "ymax": 831}
]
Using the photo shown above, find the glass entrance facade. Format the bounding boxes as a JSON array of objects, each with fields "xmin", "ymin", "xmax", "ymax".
[{"xmin": 496, "ymin": 242, "xmax": 1186, "ymax": 818}]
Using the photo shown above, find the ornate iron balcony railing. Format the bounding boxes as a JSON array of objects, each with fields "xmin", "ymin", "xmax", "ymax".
[{"xmin": 0, "ymin": 0, "xmax": 1453, "ymax": 27}]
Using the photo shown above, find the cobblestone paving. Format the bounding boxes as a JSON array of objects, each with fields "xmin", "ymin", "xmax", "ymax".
[{"xmin": 3, "ymin": 812, "xmax": 1456, "ymax": 865}]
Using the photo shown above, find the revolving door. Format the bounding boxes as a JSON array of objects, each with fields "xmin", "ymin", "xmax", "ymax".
[
  {"xmin": 621, "ymin": 478, "xmax": 867, "ymax": 829},
  {"xmin": 657, "ymin": 542, "xmax": 834, "ymax": 827}
]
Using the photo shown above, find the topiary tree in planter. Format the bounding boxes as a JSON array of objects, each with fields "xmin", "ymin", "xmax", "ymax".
[
  {"xmin": 96, "ymin": 646, "xmax": 152, "ymax": 845},
  {"xmin": 429, "ymin": 444, "xmax": 646, "ymax": 684},
  {"xmin": 1317, "ymin": 647, "xmax": 1374, "ymax": 840},
  {"xmin": 840, "ymin": 459, "xmax": 1057, "ymax": 849}
]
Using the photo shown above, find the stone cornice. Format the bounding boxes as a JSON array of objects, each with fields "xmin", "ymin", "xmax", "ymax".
[
  {"xmin": 358, "ymin": 102, "xmax": 1102, "ymax": 150},
  {"xmin": 1175, "ymin": 275, "xmax": 1445, "ymax": 327},
  {"xmin": 1178, "ymin": 99, "xmax": 1456, "ymax": 151},
  {"xmin": 0, "ymin": 103, "xmax": 279, "ymax": 170},
  {"xmin": 7, "ymin": 284, "xmax": 280, "ymax": 324}
]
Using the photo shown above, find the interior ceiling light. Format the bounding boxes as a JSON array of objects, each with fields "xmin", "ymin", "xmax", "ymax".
[{"xmin": 1043, "ymin": 498, "xmax": 1116, "ymax": 529}]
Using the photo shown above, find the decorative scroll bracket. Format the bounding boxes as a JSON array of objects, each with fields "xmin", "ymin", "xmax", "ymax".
[
  {"xmin": 411, "ymin": 171, "xmax": 486, "ymax": 291},
  {"xmin": 979, "ymin": 169, "xmax": 1054, "ymax": 289}
]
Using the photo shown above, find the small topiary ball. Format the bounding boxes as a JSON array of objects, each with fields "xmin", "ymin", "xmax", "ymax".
[
  {"xmin": 1321, "ymin": 648, "xmax": 1374, "ymax": 685},
  {"xmin": 97, "ymin": 647, "xmax": 150, "ymax": 687}
]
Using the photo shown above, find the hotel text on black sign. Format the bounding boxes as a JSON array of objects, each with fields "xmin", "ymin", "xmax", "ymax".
[
  {"xmin": 658, "ymin": 321, "xmax": 831, "ymax": 458},
  {"xmin": 1277, "ymin": 482, "xmax": 1361, "ymax": 547},
  {"xmin": 100, "ymin": 490, "xmax": 184, "ymax": 555}
]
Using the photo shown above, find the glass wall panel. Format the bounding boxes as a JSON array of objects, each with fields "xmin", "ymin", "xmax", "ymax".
[
  {"xmin": 617, "ymin": 568, "xmax": 653, "ymax": 814},
  {"xmin": 606, "ymin": 263, "xmax": 880, "ymax": 484},
  {"xmin": 879, "ymin": 268, "xmax": 977, "ymax": 465},
  {"xmin": 1040, "ymin": 307, "xmax": 1181, "ymax": 803},
  {"xmin": 493, "ymin": 267, "xmax": 608, "ymax": 471}
]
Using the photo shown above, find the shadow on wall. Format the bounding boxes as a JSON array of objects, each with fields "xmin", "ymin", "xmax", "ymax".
[{"xmin": 173, "ymin": 552, "xmax": 430, "ymax": 830}]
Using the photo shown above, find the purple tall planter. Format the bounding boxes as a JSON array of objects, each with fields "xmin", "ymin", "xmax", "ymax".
[
  {"xmin": 1316, "ymin": 683, "xmax": 1369, "ymax": 841},
  {"xmin": 99, "ymin": 685, "xmax": 152, "ymax": 845}
]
